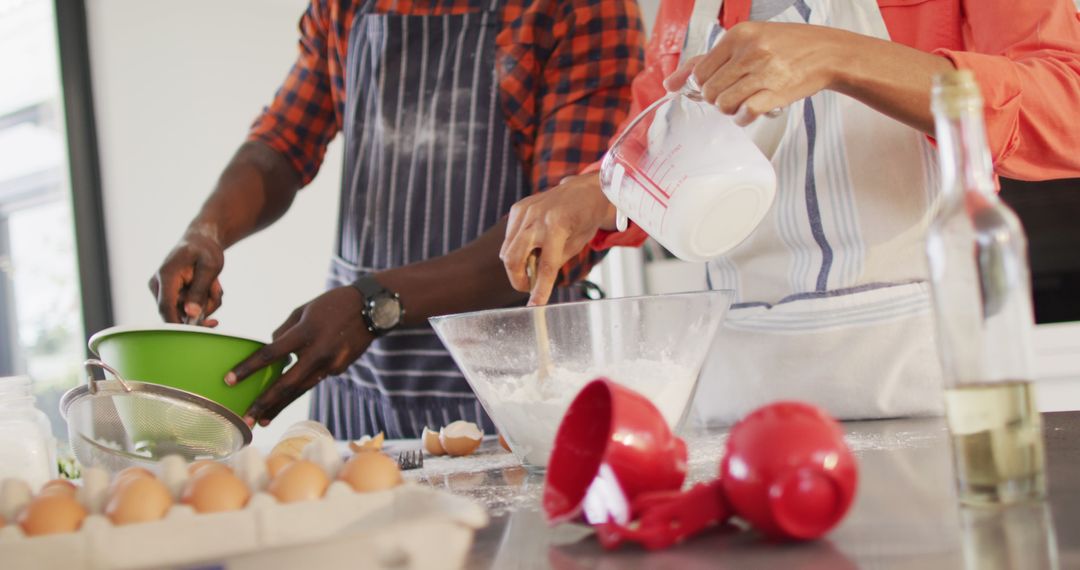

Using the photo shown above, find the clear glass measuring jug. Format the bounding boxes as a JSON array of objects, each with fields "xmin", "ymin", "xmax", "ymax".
[{"xmin": 599, "ymin": 77, "xmax": 777, "ymax": 262}]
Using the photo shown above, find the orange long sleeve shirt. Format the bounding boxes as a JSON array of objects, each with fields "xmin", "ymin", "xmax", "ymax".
[{"xmin": 594, "ymin": 0, "xmax": 1080, "ymax": 250}]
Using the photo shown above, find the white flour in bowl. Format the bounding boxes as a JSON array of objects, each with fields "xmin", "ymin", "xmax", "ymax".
[{"xmin": 481, "ymin": 360, "xmax": 698, "ymax": 467}]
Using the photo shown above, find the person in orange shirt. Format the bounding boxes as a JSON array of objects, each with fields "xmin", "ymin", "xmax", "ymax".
[{"xmin": 501, "ymin": 0, "xmax": 1080, "ymax": 424}]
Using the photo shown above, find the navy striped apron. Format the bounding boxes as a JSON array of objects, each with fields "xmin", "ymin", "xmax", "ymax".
[{"xmin": 312, "ymin": 0, "xmax": 560, "ymax": 439}]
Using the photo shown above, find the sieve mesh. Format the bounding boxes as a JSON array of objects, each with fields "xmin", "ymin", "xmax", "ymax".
[{"xmin": 61, "ymin": 361, "xmax": 250, "ymax": 473}]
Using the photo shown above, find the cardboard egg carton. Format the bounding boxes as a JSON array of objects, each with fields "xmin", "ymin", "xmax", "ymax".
[{"xmin": 0, "ymin": 483, "xmax": 488, "ymax": 570}]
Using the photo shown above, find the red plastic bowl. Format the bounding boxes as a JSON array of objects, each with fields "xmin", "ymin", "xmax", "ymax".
[
  {"xmin": 543, "ymin": 379, "xmax": 688, "ymax": 526},
  {"xmin": 720, "ymin": 401, "xmax": 858, "ymax": 540}
]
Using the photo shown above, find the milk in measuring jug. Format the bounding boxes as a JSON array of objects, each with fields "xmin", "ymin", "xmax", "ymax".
[{"xmin": 600, "ymin": 91, "xmax": 777, "ymax": 262}]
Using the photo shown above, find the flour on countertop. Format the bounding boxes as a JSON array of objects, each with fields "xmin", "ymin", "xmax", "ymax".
[{"xmin": 389, "ymin": 423, "xmax": 946, "ymax": 515}]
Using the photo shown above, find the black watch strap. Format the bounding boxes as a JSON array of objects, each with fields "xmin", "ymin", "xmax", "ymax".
[{"xmin": 352, "ymin": 275, "xmax": 388, "ymax": 301}]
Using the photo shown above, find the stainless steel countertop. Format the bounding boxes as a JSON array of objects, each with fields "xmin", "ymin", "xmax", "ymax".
[{"xmin": 418, "ymin": 412, "xmax": 1080, "ymax": 569}]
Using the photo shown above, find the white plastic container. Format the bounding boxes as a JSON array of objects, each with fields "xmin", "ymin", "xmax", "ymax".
[
  {"xmin": 600, "ymin": 84, "xmax": 777, "ymax": 262},
  {"xmin": 0, "ymin": 376, "xmax": 57, "ymax": 490}
]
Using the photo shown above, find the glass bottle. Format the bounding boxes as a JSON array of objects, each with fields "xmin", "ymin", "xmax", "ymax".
[
  {"xmin": 960, "ymin": 502, "xmax": 1059, "ymax": 570},
  {"xmin": 0, "ymin": 376, "xmax": 58, "ymax": 490},
  {"xmin": 926, "ymin": 70, "xmax": 1046, "ymax": 506}
]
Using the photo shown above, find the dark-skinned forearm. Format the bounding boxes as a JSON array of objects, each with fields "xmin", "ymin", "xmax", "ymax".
[
  {"xmin": 376, "ymin": 218, "xmax": 528, "ymax": 325},
  {"xmin": 187, "ymin": 141, "xmax": 303, "ymax": 248}
]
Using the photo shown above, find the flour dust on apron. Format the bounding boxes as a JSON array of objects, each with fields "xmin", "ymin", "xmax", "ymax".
[{"xmin": 312, "ymin": 0, "xmax": 559, "ymax": 439}]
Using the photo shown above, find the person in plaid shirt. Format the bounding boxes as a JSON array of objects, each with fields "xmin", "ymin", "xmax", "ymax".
[
  {"xmin": 500, "ymin": 0, "xmax": 1080, "ymax": 426},
  {"xmin": 149, "ymin": 0, "xmax": 644, "ymax": 438}
]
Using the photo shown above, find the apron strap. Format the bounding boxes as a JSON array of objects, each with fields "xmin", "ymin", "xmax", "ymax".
[{"xmin": 682, "ymin": 0, "xmax": 725, "ymax": 64}]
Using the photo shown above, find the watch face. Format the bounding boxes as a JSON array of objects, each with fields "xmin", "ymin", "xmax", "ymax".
[{"xmin": 369, "ymin": 296, "xmax": 402, "ymax": 330}]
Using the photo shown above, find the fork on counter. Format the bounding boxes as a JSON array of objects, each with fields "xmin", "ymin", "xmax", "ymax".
[{"xmin": 397, "ymin": 450, "xmax": 424, "ymax": 471}]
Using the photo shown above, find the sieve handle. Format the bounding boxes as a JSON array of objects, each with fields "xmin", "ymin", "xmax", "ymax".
[{"xmin": 84, "ymin": 359, "xmax": 133, "ymax": 395}]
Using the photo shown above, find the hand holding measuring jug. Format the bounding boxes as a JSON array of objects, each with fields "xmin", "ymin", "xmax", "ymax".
[
  {"xmin": 668, "ymin": 21, "xmax": 849, "ymax": 126},
  {"xmin": 599, "ymin": 71, "xmax": 777, "ymax": 262}
]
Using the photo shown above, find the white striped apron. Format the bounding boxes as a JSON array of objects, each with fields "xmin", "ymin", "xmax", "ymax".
[
  {"xmin": 692, "ymin": 0, "xmax": 945, "ymax": 425},
  {"xmin": 313, "ymin": 0, "xmax": 574, "ymax": 439}
]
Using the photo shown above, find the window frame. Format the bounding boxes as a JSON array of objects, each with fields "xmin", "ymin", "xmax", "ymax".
[{"xmin": 54, "ymin": 0, "xmax": 114, "ymax": 346}]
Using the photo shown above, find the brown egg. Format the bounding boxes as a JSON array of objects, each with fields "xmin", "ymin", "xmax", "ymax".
[
  {"xmin": 270, "ymin": 436, "xmax": 312, "ymax": 460},
  {"xmin": 348, "ymin": 432, "xmax": 385, "ymax": 453},
  {"xmin": 188, "ymin": 459, "xmax": 231, "ymax": 478},
  {"xmin": 338, "ymin": 452, "xmax": 403, "ymax": 493},
  {"xmin": 498, "ymin": 434, "xmax": 511, "ymax": 453},
  {"xmin": 441, "ymin": 436, "xmax": 481, "ymax": 457},
  {"xmin": 17, "ymin": 494, "xmax": 87, "ymax": 536},
  {"xmin": 109, "ymin": 466, "xmax": 155, "ymax": 492},
  {"xmin": 116, "ymin": 466, "xmax": 155, "ymax": 480},
  {"xmin": 267, "ymin": 460, "xmax": 329, "ymax": 503},
  {"xmin": 266, "ymin": 454, "xmax": 297, "ymax": 479},
  {"xmin": 440, "ymin": 421, "xmax": 483, "ymax": 457},
  {"xmin": 181, "ymin": 470, "xmax": 251, "ymax": 513},
  {"xmin": 422, "ymin": 427, "xmax": 445, "ymax": 456},
  {"xmin": 39, "ymin": 479, "xmax": 78, "ymax": 497},
  {"xmin": 0, "ymin": 513, "xmax": 5, "ymax": 527},
  {"xmin": 106, "ymin": 476, "xmax": 173, "ymax": 525}
]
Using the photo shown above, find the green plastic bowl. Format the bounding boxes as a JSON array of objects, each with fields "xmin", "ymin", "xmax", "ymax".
[{"xmin": 88, "ymin": 324, "xmax": 290, "ymax": 418}]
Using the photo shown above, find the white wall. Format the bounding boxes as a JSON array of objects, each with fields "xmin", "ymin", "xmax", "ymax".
[
  {"xmin": 87, "ymin": 0, "xmax": 339, "ymax": 446},
  {"xmin": 639, "ymin": 0, "xmax": 660, "ymax": 36}
]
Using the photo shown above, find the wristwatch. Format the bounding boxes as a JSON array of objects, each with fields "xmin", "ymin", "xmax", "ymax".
[{"xmin": 351, "ymin": 276, "xmax": 405, "ymax": 337}]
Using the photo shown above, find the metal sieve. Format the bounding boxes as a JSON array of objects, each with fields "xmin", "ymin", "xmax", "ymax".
[{"xmin": 60, "ymin": 360, "xmax": 251, "ymax": 473}]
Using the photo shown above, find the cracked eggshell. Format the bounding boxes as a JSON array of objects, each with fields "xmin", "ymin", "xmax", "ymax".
[
  {"xmin": 422, "ymin": 427, "xmax": 445, "ymax": 456},
  {"xmin": 77, "ymin": 467, "xmax": 110, "ymax": 514},
  {"xmin": 1, "ymin": 478, "xmax": 33, "ymax": 521},
  {"xmin": 302, "ymin": 437, "xmax": 344, "ymax": 479},
  {"xmin": 349, "ymin": 432, "xmax": 385, "ymax": 453},
  {"xmin": 157, "ymin": 455, "xmax": 190, "ymax": 500},
  {"xmin": 439, "ymin": 421, "xmax": 483, "ymax": 457}
]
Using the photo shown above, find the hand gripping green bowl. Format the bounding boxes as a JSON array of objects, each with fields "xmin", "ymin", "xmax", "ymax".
[{"xmin": 88, "ymin": 324, "xmax": 290, "ymax": 418}]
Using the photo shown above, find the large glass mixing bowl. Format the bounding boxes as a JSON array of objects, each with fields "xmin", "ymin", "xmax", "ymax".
[{"xmin": 430, "ymin": 290, "xmax": 732, "ymax": 469}]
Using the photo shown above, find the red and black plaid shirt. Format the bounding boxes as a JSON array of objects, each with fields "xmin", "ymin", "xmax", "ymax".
[{"xmin": 248, "ymin": 0, "xmax": 644, "ymax": 282}]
